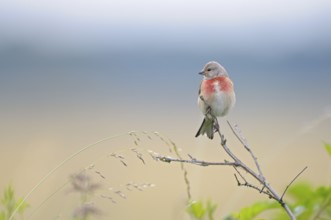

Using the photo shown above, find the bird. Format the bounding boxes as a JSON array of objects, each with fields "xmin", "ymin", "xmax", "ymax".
[{"xmin": 195, "ymin": 61, "xmax": 236, "ymax": 139}]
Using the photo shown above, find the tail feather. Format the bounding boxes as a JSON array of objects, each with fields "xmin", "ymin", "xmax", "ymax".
[{"xmin": 195, "ymin": 117, "xmax": 215, "ymax": 139}]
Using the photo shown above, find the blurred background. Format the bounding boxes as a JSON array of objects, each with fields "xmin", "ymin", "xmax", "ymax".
[{"xmin": 1, "ymin": 0, "xmax": 331, "ymax": 219}]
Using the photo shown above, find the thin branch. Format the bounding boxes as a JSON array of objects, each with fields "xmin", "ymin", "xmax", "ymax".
[
  {"xmin": 170, "ymin": 140, "xmax": 192, "ymax": 200},
  {"xmin": 215, "ymin": 119, "xmax": 296, "ymax": 219},
  {"xmin": 232, "ymin": 166, "xmax": 275, "ymax": 199},
  {"xmin": 227, "ymin": 121, "xmax": 265, "ymax": 181},
  {"xmin": 157, "ymin": 116, "xmax": 303, "ymax": 219},
  {"xmin": 214, "ymin": 120, "xmax": 263, "ymax": 189},
  {"xmin": 280, "ymin": 166, "xmax": 308, "ymax": 201},
  {"xmin": 234, "ymin": 173, "xmax": 275, "ymax": 199},
  {"xmin": 157, "ymin": 156, "xmax": 237, "ymax": 167},
  {"xmin": 312, "ymin": 195, "xmax": 331, "ymax": 220},
  {"xmin": 159, "ymin": 97, "xmax": 299, "ymax": 219}
]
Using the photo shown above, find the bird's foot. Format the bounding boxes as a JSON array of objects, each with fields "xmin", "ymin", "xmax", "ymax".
[
  {"xmin": 213, "ymin": 120, "xmax": 219, "ymax": 133},
  {"xmin": 206, "ymin": 106, "xmax": 212, "ymax": 115}
]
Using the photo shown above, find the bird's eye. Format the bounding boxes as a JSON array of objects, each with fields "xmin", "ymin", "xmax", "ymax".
[{"xmin": 207, "ymin": 68, "xmax": 211, "ymax": 71}]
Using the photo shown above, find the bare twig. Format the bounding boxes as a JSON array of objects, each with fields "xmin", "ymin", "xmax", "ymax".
[
  {"xmin": 280, "ymin": 166, "xmax": 308, "ymax": 201},
  {"xmin": 169, "ymin": 140, "xmax": 192, "ymax": 200},
  {"xmin": 217, "ymin": 120, "xmax": 298, "ymax": 219},
  {"xmin": 232, "ymin": 166, "xmax": 274, "ymax": 199},
  {"xmin": 227, "ymin": 121, "xmax": 265, "ymax": 181},
  {"xmin": 157, "ymin": 118, "xmax": 304, "ymax": 220},
  {"xmin": 234, "ymin": 173, "xmax": 275, "ymax": 199},
  {"xmin": 157, "ymin": 156, "xmax": 237, "ymax": 167},
  {"xmin": 312, "ymin": 195, "xmax": 331, "ymax": 220}
]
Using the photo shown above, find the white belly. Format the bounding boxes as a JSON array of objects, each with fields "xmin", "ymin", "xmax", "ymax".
[{"xmin": 198, "ymin": 90, "xmax": 235, "ymax": 117}]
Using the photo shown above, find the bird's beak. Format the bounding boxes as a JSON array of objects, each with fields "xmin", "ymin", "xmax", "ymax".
[{"xmin": 198, "ymin": 71, "xmax": 204, "ymax": 75}]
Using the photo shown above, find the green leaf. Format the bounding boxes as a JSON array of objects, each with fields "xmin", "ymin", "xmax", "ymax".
[
  {"xmin": 187, "ymin": 200, "xmax": 206, "ymax": 220},
  {"xmin": 187, "ymin": 199, "xmax": 218, "ymax": 220},
  {"xmin": 315, "ymin": 186, "xmax": 331, "ymax": 199},
  {"xmin": 2, "ymin": 185, "xmax": 14, "ymax": 206},
  {"xmin": 206, "ymin": 200, "xmax": 217, "ymax": 220},
  {"xmin": 324, "ymin": 143, "xmax": 331, "ymax": 158},
  {"xmin": 2, "ymin": 185, "xmax": 15, "ymax": 216},
  {"xmin": 0, "ymin": 212, "xmax": 5, "ymax": 220},
  {"xmin": 230, "ymin": 201, "xmax": 279, "ymax": 220},
  {"xmin": 0, "ymin": 185, "xmax": 29, "ymax": 219},
  {"xmin": 287, "ymin": 182, "xmax": 313, "ymax": 201},
  {"xmin": 16, "ymin": 198, "xmax": 29, "ymax": 214}
]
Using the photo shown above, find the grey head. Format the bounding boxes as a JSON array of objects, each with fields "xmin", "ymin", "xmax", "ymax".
[{"xmin": 199, "ymin": 61, "xmax": 228, "ymax": 79}]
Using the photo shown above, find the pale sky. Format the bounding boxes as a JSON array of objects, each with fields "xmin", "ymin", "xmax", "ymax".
[
  {"xmin": 1, "ymin": 0, "xmax": 331, "ymax": 26},
  {"xmin": 1, "ymin": 0, "xmax": 331, "ymax": 54}
]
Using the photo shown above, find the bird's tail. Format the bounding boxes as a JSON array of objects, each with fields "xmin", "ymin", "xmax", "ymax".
[{"xmin": 195, "ymin": 117, "xmax": 215, "ymax": 139}]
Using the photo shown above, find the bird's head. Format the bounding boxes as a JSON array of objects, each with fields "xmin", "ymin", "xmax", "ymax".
[{"xmin": 199, "ymin": 61, "xmax": 228, "ymax": 79}]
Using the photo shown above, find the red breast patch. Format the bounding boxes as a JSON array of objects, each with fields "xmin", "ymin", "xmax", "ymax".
[{"xmin": 203, "ymin": 76, "xmax": 233, "ymax": 94}]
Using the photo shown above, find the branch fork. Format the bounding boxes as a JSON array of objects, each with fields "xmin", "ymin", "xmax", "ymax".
[{"xmin": 157, "ymin": 117, "xmax": 307, "ymax": 220}]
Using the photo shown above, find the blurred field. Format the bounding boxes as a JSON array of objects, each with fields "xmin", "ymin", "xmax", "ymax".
[{"xmin": 1, "ymin": 0, "xmax": 331, "ymax": 219}]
